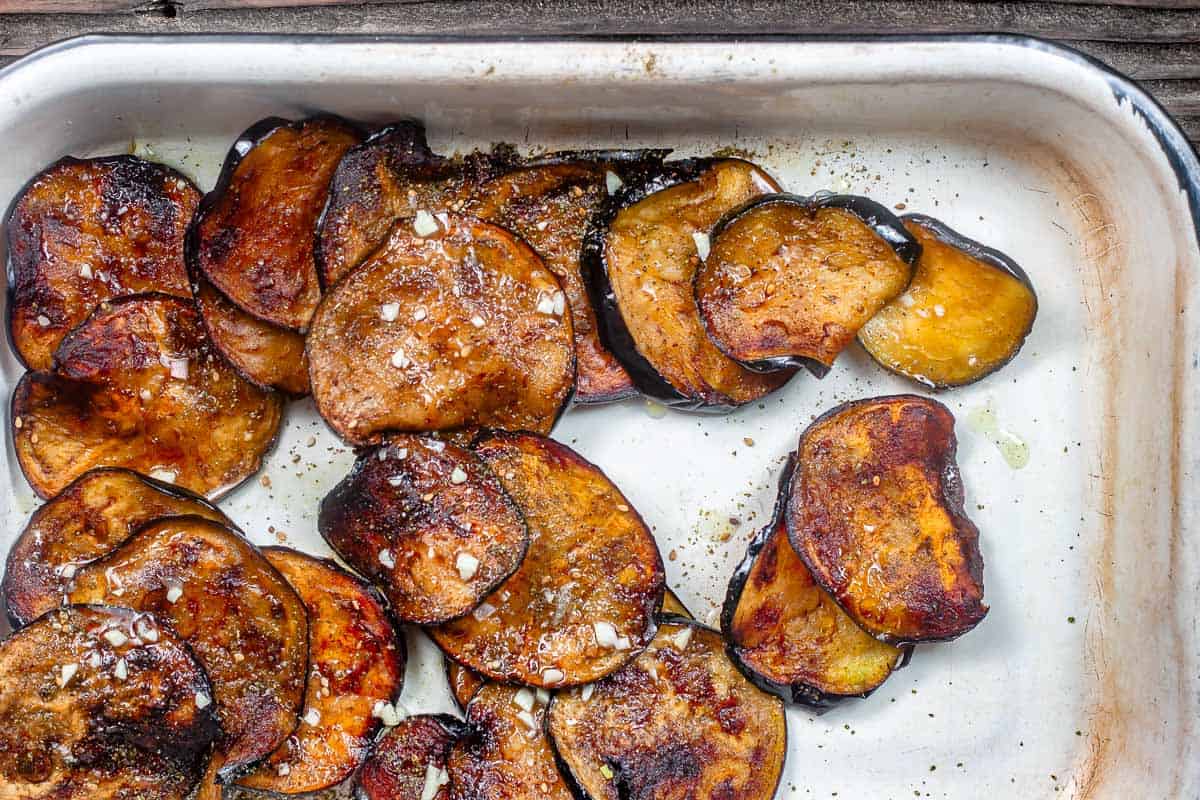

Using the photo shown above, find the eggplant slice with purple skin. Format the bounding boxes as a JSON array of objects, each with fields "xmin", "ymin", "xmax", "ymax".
[
  {"xmin": 0, "ymin": 605, "xmax": 220, "ymax": 800},
  {"xmin": 6, "ymin": 154, "xmax": 200, "ymax": 371},
  {"xmin": 188, "ymin": 114, "xmax": 363, "ymax": 331},
  {"xmin": 582, "ymin": 157, "xmax": 796, "ymax": 411},
  {"xmin": 787, "ymin": 395, "xmax": 988, "ymax": 644},
  {"xmin": 858, "ymin": 213, "xmax": 1038, "ymax": 388},
  {"xmin": 695, "ymin": 192, "xmax": 919, "ymax": 376},
  {"xmin": 722, "ymin": 456, "xmax": 908, "ymax": 710},
  {"xmin": 357, "ymin": 714, "xmax": 467, "ymax": 800},
  {"xmin": 547, "ymin": 617, "xmax": 787, "ymax": 800}
]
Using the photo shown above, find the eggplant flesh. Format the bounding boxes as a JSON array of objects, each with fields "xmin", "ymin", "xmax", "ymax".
[
  {"xmin": 858, "ymin": 214, "xmax": 1038, "ymax": 388},
  {"xmin": 357, "ymin": 714, "xmax": 466, "ymax": 800}
]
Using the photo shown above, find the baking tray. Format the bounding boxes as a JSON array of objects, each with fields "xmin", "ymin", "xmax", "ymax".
[{"xmin": 0, "ymin": 34, "xmax": 1197, "ymax": 799}]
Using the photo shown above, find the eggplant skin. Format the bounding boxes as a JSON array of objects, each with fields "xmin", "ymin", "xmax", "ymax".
[
  {"xmin": 357, "ymin": 714, "xmax": 467, "ymax": 800},
  {"xmin": 786, "ymin": 394, "xmax": 987, "ymax": 644}
]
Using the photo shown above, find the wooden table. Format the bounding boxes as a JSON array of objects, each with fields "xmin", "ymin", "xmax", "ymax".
[{"xmin": 1, "ymin": 0, "xmax": 1199, "ymax": 144}]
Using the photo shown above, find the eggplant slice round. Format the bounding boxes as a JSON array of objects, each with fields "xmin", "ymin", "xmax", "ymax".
[
  {"xmin": 6, "ymin": 155, "xmax": 200, "ymax": 371},
  {"xmin": 11, "ymin": 293, "xmax": 283, "ymax": 499},
  {"xmin": 236, "ymin": 547, "xmax": 405, "ymax": 795},
  {"xmin": 582, "ymin": 157, "xmax": 794, "ymax": 411},
  {"xmin": 188, "ymin": 115, "xmax": 363, "ymax": 331},
  {"xmin": 446, "ymin": 659, "xmax": 487, "ymax": 711},
  {"xmin": 858, "ymin": 214, "xmax": 1038, "ymax": 388},
  {"xmin": 431, "ymin": 431, "xmax": 664, "ymax": 688},
  {"xmin": 307, "ymin": 214, "xmax": 575, "ymax": 444},
  {"xmin": 357, "ymin": 714, "xmax": 467, "ymax": 800},
  {"xmin": 696, "ymin": 193, "xmax": 918, "ymax": 374},
  {"xmin": 787, "ymin": 395, "xmax": 987, "ymax": 643},
  {"xmin": 0, "ymin": 605, "xmax": 220, "ymax": 800},
  {"xmin": 722, "ymin": 458, "xmax": 907, "ymax": 709},
  {"xmin": 547, "ymin": 618, "xmax": 787, "ymax": 800},
  {"xmin": 2, "ymin": 467, "xmax": 229, "ymax": 628}
]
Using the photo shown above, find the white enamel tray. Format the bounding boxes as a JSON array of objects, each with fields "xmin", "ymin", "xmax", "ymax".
[{"xmin": 1, "ymin": 35, "xmax": 1197, "ymax": 799}]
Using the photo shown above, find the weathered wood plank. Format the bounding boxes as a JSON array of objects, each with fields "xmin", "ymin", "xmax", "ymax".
[
  {"xmin": 4, "ymin": 0, "xmax": 1200, "ymax": 11},
  {"xmin": 1141, "ymin": 79, "xmax": 1200, "ymax": 114},
  {"xmin": 1071, "ymin": 40, "xmax": 1200, "ymax": 79}
]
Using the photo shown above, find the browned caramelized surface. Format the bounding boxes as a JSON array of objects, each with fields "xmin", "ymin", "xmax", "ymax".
[
  {"xmin": 307, "ymin": 215, "xmax": 574, "ymax": 444},
  {"xmin": 787, "ymin": 396, "xmax": 987, "ymax": 643},
  {"xmin": 192, "ymin": 116, "xmax": 361, "ymax": 330},
  {"xmin": 358, "ymin": 714, "xmax": 462, "ymax": 800},
  {"xmin": 431, "ymin": 432, "xmax": 663, "ymax": 688},
  {"xmin": 237, "ymin": 548, "xmax": 404, "ymax": 794},
  {"xmin": 319, "ymin": 434, "xmax": 528, "ymax": 624},
  {"xmin": 697, "ymin": 201, "xmax": 912, "ymax": 368},
  {"xmin": 0, "ymin": 605, "xmax": 218, "ymax": 800},
  {"xmin": 859, "ymin": 220, "xmax": 1037, "ymax": 387},
  {"xmin": 548, "ymin": 620, "xmax": 786, "ymax": 800},
  {"xmin": 11, "ymin": 294, "xmax": 283, "ymax": 499},
  {"xmin": 7, "ymin": 156, "xmax": 199, "ymax": 371},
  {"xmin": 467, "ymin": 162, "xmax": 634, "ymax": 402},
  {"xmin": 448, "ymin": 684, "xmax": 572, "ymax": 800},
  {"xmin": 604, "ymin": 159, "xmax": 789, "ymax": 405},
  {"xmin": 447, "ymin": 660, "xmax": 487, "ymax": 710},
  {"xmin": 65, "ymin": 517, "xmax": 309, "ymax": 780},
  {"xmin": 2, "ymin": 468, "xmax": 227, "ymax": 627}
]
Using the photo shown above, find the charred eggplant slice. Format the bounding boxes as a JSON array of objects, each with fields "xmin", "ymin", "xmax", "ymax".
[
  {"xmin": 582, "ymin": 158, "xmax": 794, "ymax": 411},
  {"xmin": 858, "ymin": 214, "xmax": 1038, "ymax": 387},
  {"xmin": 431, "ymin": 432, "xmax": 663, "ymax": 688},
  {"xmin": 448, "ymin": 683, "xmax": 573, "ymax": 800},
  {"xmin": 3, "ymin": 467, "xmax": 228, "ymax": 628},
  {"xmin": 320, "ymin": 434, "xmax": 528, "ymax": 624},
  {"xmin": 787, "ymin": 395, "xmax": 987, "ymax": 643},
  {"xmin": 722, "ymin": 459, "xmax": 906, "ymax": 709},
  {"xmin": 0, "ymin": 605, "xmax": 219, "ymax": 800},
  {"xmin": 6, "ymin": 155, "xmax": 199, "ymax": 371},
  {"xmin": 696, "ymin": 193, "xmax": 918, "ymax": 374},
  {"xmin": 357, "ymin": 714, "xmax": 466, "ymax": 800},
  {"xmin": 307, "ymin": 215, "xmax": 574, "ymax": 444},
  {"xmin": 65, "ymin": 516, "xmax": 309, "ymax": 783},
  {"xmin": 236, "ymin": 547, "xmax": 405, "ymax": 795},
  {"xmin": 446, "ymin": 659, "xmax": 487, "ymax": 711},
  {"xmin": 189, "ymin": 115, "xmax": 363, "ymax": 331},
  {"xmin": 547, "ymin": 618, "xmax": 786, "ymax": 800}
]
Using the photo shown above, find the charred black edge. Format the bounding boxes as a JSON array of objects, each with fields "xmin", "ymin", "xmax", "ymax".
[
  {"xmin": 186, "ymin": 113, "xmax": 367, "ymax": 329},
  {"xmin": 5, "ymin": 154, "xmax": 202, "ymax": 372},
  {"xmin": 698, "ymin": 191, "xmax": 921, "ymax": 377},
  {"xmin": 783, "ymin": 393, "xmax": 987, "ymax": 645}
]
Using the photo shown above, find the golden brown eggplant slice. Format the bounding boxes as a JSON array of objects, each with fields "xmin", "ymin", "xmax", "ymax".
[
  {"xmin": 236, "ymin": 547, "xmax": 405, "ymax": 795},
  {"xmin": 6, "ymin": 155, "xmax": 199, "ymax": 371},
  {"xmin": 445, "ymin": 659, "xmax": 487, "ymax": 711},
  {"xmin": 188, "ymin": 115, "xmax": 363, "ymax": 331},
  {"xmin": 11, "ymin": 293, "xmax": 283, "ymax": 499},
  {"xmin": 787, "ymin": 395, "xmax": 987, "ymax": 643},
  {"xmin": 582, "ymin": 158, "xmax": 794, "ymax": 411},
  {"xmin": 431, "ymin": 431, "xmax": 663, "ymax": 688},
  {"xmin": 0, "ymin": 605, "xmax": 220, "ymax": 800},
  {"xmin": 2, "ymin": 467, "xmax": 228, "ymax": 628},
  {"xmin": 307, "ymin": 215, "xmax": 574, "ymax": 444},
  {"xmin": 357, "ymin": 714, "xmax": 467, "ymax": 800},
  {"xmin": 547, "ymin": 619, "xmax": 786, "ymax": 800},
  {"xmin": 722, "ymin": 459, "xmax": 906, "ymax": 709},
  {"xmin": 448, "ymin": 683, "xmax": 573, "ymax": 800},
  {"xmin": 858, "ymin": 214, "xmax": 1038, "ymax": 387},
  {"xmin": 696, "ymin": 193, "xmax": 918, "ymax": 374}
]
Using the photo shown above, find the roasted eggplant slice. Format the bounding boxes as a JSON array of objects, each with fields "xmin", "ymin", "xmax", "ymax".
[
  {"xmin": 696, "ymin": 193, "xmax": 918, "ymax": 374},
  {"xmin": 446, "ymin": 659, "xmax": 487, "ymax": 711},
  {"xmin": 662, "ymin": 587, "xmax": 692, "ymax": 618},
  {"xmin": 431, "ymin": 431, "xmax": 664, "ymax": 688},
  {"xmin": 64, "ymin": 516, "xmax": 309, "ymax": 784},
  {"xmin": 307, "ymin": 215, "xmax": 575, "ymax": 444},
  {"xmin": 357, "ymin": 714, "xmax": 466, "ymax": 800},
  {"xmin": 722, "ymin": 458, "xmax": 906, "ymax": 709},
  {"xmin": 787, "ymin": 395, "xmax": 987, "ymax": 643},
  {"xmin": 236, "ymin": 547, "xmax": 405, "ymax": 795},
  {"xmin": 0, "ymin": 605, "xmax": 219, "ymax": 800},
  {"xmin": 858, "ymin": 214, "xmax": 1038, "ymax": 387},
  {"xmin": 319, "ymin": 434, "xmax": 528, "ymax": 624},
  {"xmin": 448, "ymin": 683, "xmax": 573, "ymax": 800},
  {"xmin": 2, "ymin": 467, "xmax": 229, "ymax": 628},
  {"xmin": 11, "ymin": 293, "xmax": 283, "ymax": 499},
  {"xmin": 582, "ymin": 158, "xmax": 794, "ymax": 411},
  {"xmin": 188, "ymin": 115, "xmax": 363, "ymax": 331},
  {"xmin": 547, "ymin": 618, "xmax": 786, "ymax": 800},
  {"xmin": 6, "ymin": 155, "xmax": 199, "ymax": 371}
]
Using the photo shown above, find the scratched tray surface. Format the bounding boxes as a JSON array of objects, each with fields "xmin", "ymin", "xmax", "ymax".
[{"xmin": 0, "ymin": 37, "xmax": 1196, "ymax": 798}]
